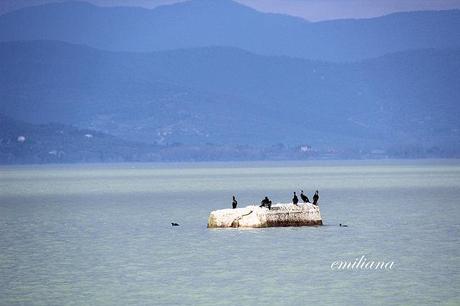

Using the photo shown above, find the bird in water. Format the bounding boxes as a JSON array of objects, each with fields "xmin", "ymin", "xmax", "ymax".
[
  {"xmin": 171, "ymin": 223, "xmax": 180, "ymax": 226},
  {"xmin": 339, "ymin": 223, "xmax": 348, "ymax": 227}
]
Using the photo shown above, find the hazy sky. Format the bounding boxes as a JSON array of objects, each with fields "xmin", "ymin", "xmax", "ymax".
[{"xmin": 1, "ymin": 0, "xmax": 460, "ymax": 21}]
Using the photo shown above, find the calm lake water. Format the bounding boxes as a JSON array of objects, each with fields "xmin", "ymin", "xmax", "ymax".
[{"xmin": 1, "ymin": 160, "xmax": 459, "ymax": 305}]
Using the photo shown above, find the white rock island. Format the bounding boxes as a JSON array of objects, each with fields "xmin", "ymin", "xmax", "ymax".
[{"xmin": 207, "ymin": 203, "xmax": 322, "ymax": 228}]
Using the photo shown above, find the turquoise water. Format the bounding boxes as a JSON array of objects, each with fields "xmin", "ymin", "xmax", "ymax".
[{"xmin": 0, "ymin": 160, "xmax": 459, "ymax": 305}]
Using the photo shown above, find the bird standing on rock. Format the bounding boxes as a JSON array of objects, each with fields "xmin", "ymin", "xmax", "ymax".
[
  {"xmin": 292, "ymin": 192, "xmax": 299, "ymax": 205},
  {"xmin": 300, "ymin": 190, "xmax": 310, "ymax": 203},
  {"xmin": 313, "ymin": 190, "xmax": 319, "ymax": 205},
  {"xmin": 232, "ymin": 195, "xmax": 238, "ymax": 209}
]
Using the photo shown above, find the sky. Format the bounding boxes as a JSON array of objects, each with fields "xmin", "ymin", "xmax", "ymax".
[{"xmin": 1, "ymin": 0, "xmax": 460, "ymax": 21}]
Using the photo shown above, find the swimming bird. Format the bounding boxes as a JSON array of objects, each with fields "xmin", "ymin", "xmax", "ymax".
[
  {"xmin": 171, "ymin": 223, "xmax": 180, "ymax": 226},
  {"xmin": 339, "ymin": 223, "xmax": 348, "ymax": 227}
]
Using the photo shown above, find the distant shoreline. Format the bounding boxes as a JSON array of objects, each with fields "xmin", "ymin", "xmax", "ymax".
[{"xmin": 2, "ymin": 158, "xmax": 460, "ymax": 168}]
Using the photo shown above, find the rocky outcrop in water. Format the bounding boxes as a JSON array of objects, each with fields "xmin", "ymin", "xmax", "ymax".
[{"xmin": 207, "ymin": 203, "xmax": 322, "ymax": 228}]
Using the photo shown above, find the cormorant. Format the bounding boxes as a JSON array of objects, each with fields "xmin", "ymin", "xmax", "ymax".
[
  {"xmin": 260, "ymin": 196, "xmax": 272, "ymax": 210},
  {"xmin": 300, "ymin": 190, "xmax": 310, "ymax": 203},
  {"xmin": 313, "ymin": 190, "xmax": 319, "ymax": 205},
  {"xmin": 232, "ymin": 195, "xmax": 238, "ymax": 209},
  {"xmin": 292, "ymin": 192, "xmax": 299, "ymax": 205}
]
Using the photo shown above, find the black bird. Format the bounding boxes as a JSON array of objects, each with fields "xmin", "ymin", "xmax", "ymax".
[
  {"xmin": 313, "ymin": 190, "xmax": 319, "ymax": 205},
  {"xmin": 260, "ymin": 196, "xmax": 272, "ymax": 210},
  {"xmin": 339, "ymin": 224, "xmax": 348, "ymax": 227},
  {"xmin": 171, "ymin": 223, "xmax": 180, "ymax": 226},
  {"xmin": 292, "ymin": 192, "xmax": 299, "ymax": 205},
  {"xmin": 232, "ymin": 195, "xmax": 238, "ymax": 209},
  {"xmin": 300, "ymin": 190, "xmax": 310, "ymax": 203}
]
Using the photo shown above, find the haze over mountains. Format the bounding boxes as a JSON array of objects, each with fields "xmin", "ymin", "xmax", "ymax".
[
  {"xmin": 1, "ymin": 40, "xmax": 459, "ymax": 146},
  {"xmin": 1, "ymin": 0, "xmax": 459, "ymax": 162},
  {"xmin": 1, "ymin": 0, "xmax": 460, "ymax": 61}
]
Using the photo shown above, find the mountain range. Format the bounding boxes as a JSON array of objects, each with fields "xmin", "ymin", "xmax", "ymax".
[
  {"xmin": 1, "ymin": 40, "xmax": 459, "ymax": 149},
  {"xmin": 0, "ymin": 0, "xmax": 459, "ymax": 162},
  {"xmin": 0, "ymin": 0, "xmax": 459, "ymax": 61}
]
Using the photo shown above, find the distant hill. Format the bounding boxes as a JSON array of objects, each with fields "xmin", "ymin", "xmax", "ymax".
[
  {"xmin": 0, "ymin": 0, "xmax": 459, "ymax": 61},
  {"xmin": 1, "ymin": 41, "xmax": 459, "ymax": 152},
  {"xmin": 3, "ymin": 114, "xmax": 362, "ymax": 164},
  {"xmin": 0, "ymin": 114, "xmax": 163, "ymax": 163}
]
